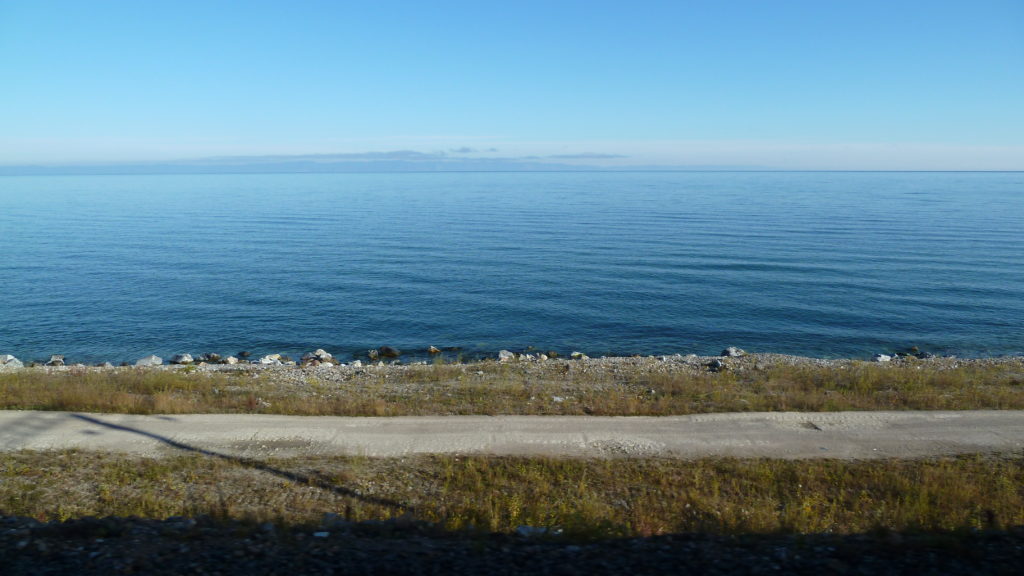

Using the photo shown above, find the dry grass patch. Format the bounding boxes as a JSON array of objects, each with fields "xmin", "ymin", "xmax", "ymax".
[
  {"xmin": 1, "ymin": 361, "xmax": 1023, "ymax": 416},
  {"xmin": 2, "ymin": 451, "xmax": 1022, "ymax": 538}
]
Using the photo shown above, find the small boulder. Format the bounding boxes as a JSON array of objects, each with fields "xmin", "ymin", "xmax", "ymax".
[
  {"xmin": 0, "ymin": 355, "xmax": 24, "ymax": 369},
  {"xmin": 135, "ymin": 355, "xmax": 163, "ymax": 367},
  {"xmin": 170, "ymin": 354, "xmax": 194, "ymax": 365},
  {"xmin": 350, "ymin": 360, "xmax": 363, "ymax": 368},
  {"xmin": 367, "ymin": 349, "xmax": 380, "ymax": 361},
  {"xmin": 570, "ymin": 351, "xmax": 589, "ymax": 360},
  {"xmin": 224, "ymin": 356, "xmax": 239, "ymax": 365},
  {"xmin": 313, "ymin": 349, "xmax": 333, "ymax": 361},
  {"xmin": 237, "ymin": 351, "xmax": 251, "ymax": 358},
  {"xmin": 427, "ymin": 346, "xmax": 441, "ymax": 355},
  {"xmin": 498, "ymin": 350, "xmax": 516, "ymax": 362},
  {"xmin": 197, "ymin": 353, "xmax": 221, "ymax": 363},
  {"xmin": 378, "ymin": 346, "xmax": 401, "ymax": 358},
  {"xmin": 46, "ymin": 354, "xmax": 65, "ymax": 367},
  {"xmin": 707, "ymin": 359, "xmax": 726, "ymax": 372},
  {"xmin": 546, "ymin": 351, "xmax": 559, "ymax": 358},
  {"xmin": 721, "ymin": 347, "xmax": 746, "ymax": 358},
  {"xmin": 872, "ymin": 354, "xmax": 892, "ymax": 363},
  {"xmin": 258, "ymin": 354, "xmax": 282, "ymax": 365}
]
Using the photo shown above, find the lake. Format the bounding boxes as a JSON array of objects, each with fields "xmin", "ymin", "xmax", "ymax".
[{"xmin": 1, "ymin": 171, "xmax": 1022, "ymax": 363}]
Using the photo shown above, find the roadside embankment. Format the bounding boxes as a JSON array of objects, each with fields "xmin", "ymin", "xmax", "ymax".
[{"xmin": 2, "ymin": 353, "xmax": 1022, "ymax": 416}]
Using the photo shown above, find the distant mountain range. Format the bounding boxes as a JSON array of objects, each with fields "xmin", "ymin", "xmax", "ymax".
[{"xmin": 0, "ymin": 151, "xmax": 763, "ymax": 175}]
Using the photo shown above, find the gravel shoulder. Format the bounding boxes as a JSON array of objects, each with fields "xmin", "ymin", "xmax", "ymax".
[
  {"xmin": 3, "ymin": 409, "xmax": 1023, "ymax": 459},
  {"xmin": 3, "ymin": 514, "xmax": 1022, "ymax": 576}
]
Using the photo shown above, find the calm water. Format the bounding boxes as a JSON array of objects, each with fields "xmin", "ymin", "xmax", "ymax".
[{"xmin": 1, "ymin": 171, "xmax": 1022, "ymax": 363}]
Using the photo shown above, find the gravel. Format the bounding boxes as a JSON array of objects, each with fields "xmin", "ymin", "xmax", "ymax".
[{"xmin": 2, "ymin": 515, "xmax": 1022, "ymax": 575}]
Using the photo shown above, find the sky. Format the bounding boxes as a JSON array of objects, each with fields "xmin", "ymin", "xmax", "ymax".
[{"xmin": 1, "ymin": 0, "xmax": 1022, "ymax": 170}]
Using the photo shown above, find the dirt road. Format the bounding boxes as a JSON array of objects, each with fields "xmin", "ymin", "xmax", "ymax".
[{"xmin": 2, "ymin": 410, "xmax": 1022, "ymax": 459}]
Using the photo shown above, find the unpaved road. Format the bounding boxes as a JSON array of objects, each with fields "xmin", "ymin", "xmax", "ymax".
[{"xmin": 3, "ymin": 410, "xmax": 1023, "ymax": 459}]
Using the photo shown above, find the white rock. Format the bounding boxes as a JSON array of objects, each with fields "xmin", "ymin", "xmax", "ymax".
[
  {"xmin": 313, "ymin": 348, "xmax": 332, "ymax": 360},
  {"xmin": 498, "ymin": 350, "xmax": 516, "ymax": 362},
  {"xmin": 258, "ymin": 355, "xmax": 281, "ymax": 365},
  {"xmin": 721, "ymin": 347, "xmax": 746, "ymax": 357},
  {"xmin": 135, "ymin": 355, "xmax": 163, "ymax": 367},
  {"xmin": 350, "ymin": 360, "xmax": 362, "ymax": 368},
  {"xmin": 570, "ymin": 351, "xmax": 589, "ymax": 360},
  {"xmin": 873, "ymin": 354, "xmax": 892, "ymax": 362},
  {"xmin": 170, "ymin": 353, "xmax": 194, "ymax": 365},
  {"xmin": 0, "ymin": 355, "xmax": 23, "ymax": 369},
  {"xmin": 224, "ymin": 356, "xmax": 239, "ymax": 365},
  {"xmin": 538, "ymin": 354, "xmax": 548, "ymax": 361}
]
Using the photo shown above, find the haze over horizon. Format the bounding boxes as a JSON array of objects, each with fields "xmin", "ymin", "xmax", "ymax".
[{"xmin": 2, "ymin": 0, "xmax": 1022, "ymax": 171}]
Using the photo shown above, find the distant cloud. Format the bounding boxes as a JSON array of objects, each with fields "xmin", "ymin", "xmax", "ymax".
[
  {"xmin": 449, "ymin": 147, "xmax": 477, "ymax": 154},
  {"xmin": 546, "ymin": 153, "xmax": 628, "ymax": 159}
]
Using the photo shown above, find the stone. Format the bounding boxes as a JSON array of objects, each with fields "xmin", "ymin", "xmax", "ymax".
[
  {"xmin": 224, "ymin": 356, "xmax": 239, "ymax": 365},
  {"xmin": 237, "ymin": 351, "xmax": 251, "ymax": 358},
  {"xmin": 570, "ymin": 351, "xmax": 589, "ymax": 360},
  {"xmin": 378, "ymin": 346, "xmax": 401, "ymax": 358},
  {"xmin": 546, "ymin": 351, "xmax": 559, "ymax": 358},
  {"xmin": 169, "ymin": 354, "xmax": 194, "ymax": 365},
  {"xmin": 0, "ymin": 355, "xmax": 23, "ymax": 369},
  {"xmin": 313, "ymin": 348, "xmax": 332, "ymax": 360},
  {"xmin": 46, "ymin": 354, "xmax": 65, "ymax": 367},
  {"xmin": 99, "ymin": 362, "xmax": 114, "ymax": 368},
  {"xmin": 538, "ymin": 354, "xmax": 548, "ymax": 361},
  {"xmin": 427, "ymin": 346, "xmax": 441, "ymax": 354},
  {"xmin": 721, "ymin": 346, "xmax": 746, "ymax": 357},
  {"xmin": 915, "ymin": 351, "xmax": 935, "ymax": 359},
  {"xmin": 498, "ymin": 350, "xmax": 516, "ymax": 362},
  {"xmin": 872, "ymin": 354, "xmax": 892, "ymax": 362},
  {"xmin": 258, "ymin": 354, "xmax": 282, "ymax": 365},
  {"xmin": 707, "ymin": 359, "xmax": 725, "ymax": 372},
  {"xmin": 367, "ymin": 349, "xmax": 380, "ymax": 361},
  {"xmin": 197, "ymin": 353, "xmax": 220, "ymax": 363},
  {"xmin": 350, "ymin": 360, "xmax": 363, "ymax": 368},
  {"xmin": 135, "ymin": 355, "xmax": 163, "ymax": 367}
]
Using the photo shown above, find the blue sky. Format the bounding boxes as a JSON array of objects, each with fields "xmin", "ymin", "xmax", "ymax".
[{"xmin": 1, "ymin": 0, "xmax": 1022, "ymax": 170}]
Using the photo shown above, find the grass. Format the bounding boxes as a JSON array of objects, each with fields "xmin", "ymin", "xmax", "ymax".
[
  {"xmin": 2, "ymin": 450, "xmax": 1021, "ymax": 538},
  {"xmin": 1, "ymin": 361, "xmax": 1023, "ymax": 416}
]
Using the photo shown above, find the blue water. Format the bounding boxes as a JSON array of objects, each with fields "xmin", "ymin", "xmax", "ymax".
[{"xmin": 1, "ymin": 171, "xmax": 1022, "ymax": 363}]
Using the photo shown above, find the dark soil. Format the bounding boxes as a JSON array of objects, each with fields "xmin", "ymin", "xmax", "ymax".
[{"xmin": 2, "ymin": 515, "xmax": 1022, "ymax": 575}]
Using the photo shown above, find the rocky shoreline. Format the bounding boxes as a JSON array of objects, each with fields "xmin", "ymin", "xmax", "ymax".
[{"xmin": 2, "ymin": 345, "xmax": 1018, "ymax": 374}]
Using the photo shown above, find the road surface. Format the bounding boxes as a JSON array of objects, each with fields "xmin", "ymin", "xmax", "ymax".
[{"xmin": 2, "ymin": 410, "xmax": 1023, "ymax": 459}]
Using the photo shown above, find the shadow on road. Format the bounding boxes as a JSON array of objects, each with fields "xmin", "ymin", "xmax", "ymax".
[
  {"xmin": 0, "ymin": 411, "xmax": 69, "ymax": 446},
  {"xmin": 68, "ymin": 413, "xmax": 413, "ymax": 515}
]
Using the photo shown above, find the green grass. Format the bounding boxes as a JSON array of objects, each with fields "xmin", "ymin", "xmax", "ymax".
[
  {"xmin": 1, "ymin": 361, "xmax": 1023, "ymax": 415},
  {"xmin": 2, "ymin": 451, "xmax": 1021, "ymax": 537}
]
